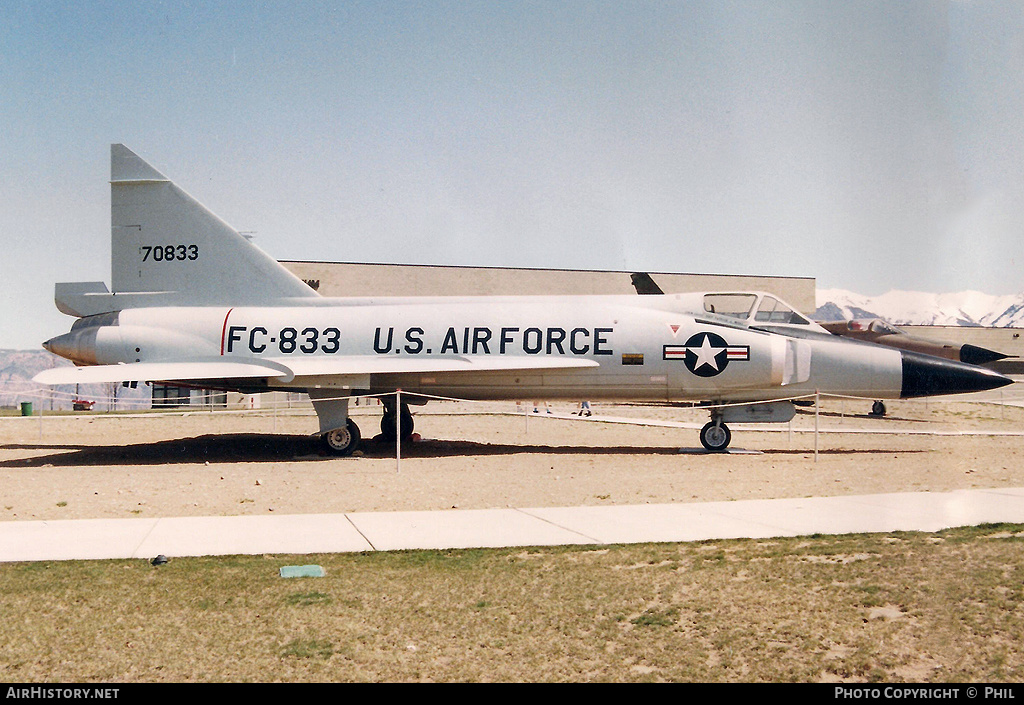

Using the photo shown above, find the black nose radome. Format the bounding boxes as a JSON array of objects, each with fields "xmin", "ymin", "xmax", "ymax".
[
  {"xmin": 959, "ymin": 343, "xmax": 1011, "ymax": 366},
  {"xmin": 901, "ymin": 350, "xmax": 1014, "ymax": 398}
]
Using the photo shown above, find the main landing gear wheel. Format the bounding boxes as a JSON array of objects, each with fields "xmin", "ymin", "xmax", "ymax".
[
  {"xmin": 700, "ymin": 421, "xmax": 732, "ymax": 452},
  {"xmin": 870, "ymin": 401, "xmax": 887, "ymax": 417},
  {"xmin": 322, "ymin": 418, "xmax": 361, "ymax": 456},
  {"xmin": 380, "ymin": 403, "xmax": 414, "ymax": 442}
]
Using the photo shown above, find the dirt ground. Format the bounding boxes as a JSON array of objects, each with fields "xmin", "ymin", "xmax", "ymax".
[{"xmin": 1, "ymin": 395, "xmax": 1023, "ymax": 522}]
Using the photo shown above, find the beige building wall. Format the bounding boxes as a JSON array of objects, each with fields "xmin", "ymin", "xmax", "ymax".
[{"xmin": 281, "ymin": 261, "xmax": 818, "ymax": 314}]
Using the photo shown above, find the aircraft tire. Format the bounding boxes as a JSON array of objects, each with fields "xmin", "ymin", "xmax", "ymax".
[
  {"xmin": 870, "ymin": 401, "xmax": 887, "ymax": 417},
  {"xmin": 322, "ymin": 419, "xmax": 361, "ymax": 456},
  {"xmin": 700, "ymin": 421, "xmax": 731, "ymax": 452},
  {"xmin": 381, "ymin": 407, "xmax": 414, "ymax": 442}
]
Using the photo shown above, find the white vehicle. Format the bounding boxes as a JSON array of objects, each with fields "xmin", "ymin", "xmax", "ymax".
[{"xmin": 36, "ymin": 146, "xmax": 1013, "ymax": 454}]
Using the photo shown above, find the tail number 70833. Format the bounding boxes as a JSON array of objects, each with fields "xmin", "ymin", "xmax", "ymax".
[{"xmin": 142, "ymin": 245, "xmax": 199, "ymax": 262}]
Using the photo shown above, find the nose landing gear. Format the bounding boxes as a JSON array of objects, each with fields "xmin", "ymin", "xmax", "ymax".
[{"xmin": 699, "ymin": 420, "xmax": 732, "ymax": 452}]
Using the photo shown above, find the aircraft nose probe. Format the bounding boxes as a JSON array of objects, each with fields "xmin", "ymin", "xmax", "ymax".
[{"xmin": 899, "ymin": 350, "xmax": 1014, "ymax": 398}]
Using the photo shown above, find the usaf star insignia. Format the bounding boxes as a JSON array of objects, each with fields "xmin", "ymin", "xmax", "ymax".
[{"xmin": 664, "ymin": 332, "xmax": 749, "ymax": 377}]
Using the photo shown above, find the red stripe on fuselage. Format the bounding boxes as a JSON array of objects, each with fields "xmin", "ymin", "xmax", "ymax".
[{"xmin": 220, "ymin": 308, "xmax": 234, "ymax": 356}]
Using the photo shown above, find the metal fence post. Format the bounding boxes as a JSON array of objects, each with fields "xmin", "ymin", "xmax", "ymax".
[{"xmin": 396, "ymin": 389, "xmax": 401, "ymax": 474}]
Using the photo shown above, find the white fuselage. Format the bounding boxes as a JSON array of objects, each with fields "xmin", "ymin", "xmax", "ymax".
[{"xmin": 85, "ymin": 294, "xmax": 904, "ymax": 403}]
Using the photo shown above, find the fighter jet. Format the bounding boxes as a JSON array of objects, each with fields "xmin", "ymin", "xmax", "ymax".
[
  {"xmin": 817, "ymin": 318, "xmax": 1011, "ymax": 366},
  {"xmin": 35, "ymin": 146, "xmax": 1013, "ymax": 453}
]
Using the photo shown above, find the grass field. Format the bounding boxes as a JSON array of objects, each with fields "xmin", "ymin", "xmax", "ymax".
[{"xmin": 2, "ymin": 524, "xmax": 1023, "ymax": 682}]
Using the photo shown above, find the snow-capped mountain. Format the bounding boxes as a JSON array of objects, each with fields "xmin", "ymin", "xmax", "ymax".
[
  {"xmin": 815, "ymin": 289, "xmax": 1024, "ymax": 328},
  {"xmin": 0, "ymin": 349, "xmax": 149, "ymax": 410}
]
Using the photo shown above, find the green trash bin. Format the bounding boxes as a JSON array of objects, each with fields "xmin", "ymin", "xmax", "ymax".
[{"xmin": 20, "ymin": 402, "xmax": 33, "ymax": 416}]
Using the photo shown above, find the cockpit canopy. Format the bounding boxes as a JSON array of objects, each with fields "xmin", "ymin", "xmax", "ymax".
[
  {"xmin": 702, "ymin": 293, "xmax": 814, "ymax": 326},
  {"xmin": 840, "ymin": 318, "xmax": 901, "ymax": 335}
]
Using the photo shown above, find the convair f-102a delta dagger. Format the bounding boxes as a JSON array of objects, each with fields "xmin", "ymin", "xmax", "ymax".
[{"xmin": 35, "ymin": 146, "xmax": 1013, "ymax": 454}]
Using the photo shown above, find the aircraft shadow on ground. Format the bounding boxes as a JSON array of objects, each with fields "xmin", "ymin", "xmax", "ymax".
[
  {"xmin": 794, "ymin": 410, "xmax": 933, "ymax": 423},
  {"xmin": 0, "ymin": 434, "xmax": 922, "ymax": 467}
]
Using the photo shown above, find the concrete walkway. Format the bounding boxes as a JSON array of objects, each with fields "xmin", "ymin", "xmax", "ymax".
[{"xmin": 2, "ymin": 487, "xmax": 1024, "ymax": 563}]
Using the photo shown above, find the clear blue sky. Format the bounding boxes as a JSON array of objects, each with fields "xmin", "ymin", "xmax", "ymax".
[{"xmin": 2, "ymin": 1, "xmax": 1023, "ymax": 349}]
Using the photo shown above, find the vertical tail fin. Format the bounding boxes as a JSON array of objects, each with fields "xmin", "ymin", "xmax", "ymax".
[{"xmin": 107, "ymin": 144, "xmax": 317, "ymax": 307}]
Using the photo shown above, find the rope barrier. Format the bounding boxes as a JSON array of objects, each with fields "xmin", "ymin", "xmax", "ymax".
[
  {"xmin": 5, "ymin": 382, "xmax": 1022, "ymax": 473},
  {"xmin": 6, "ymin": 382, "xmax": 1021, "ymax": 415}
]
